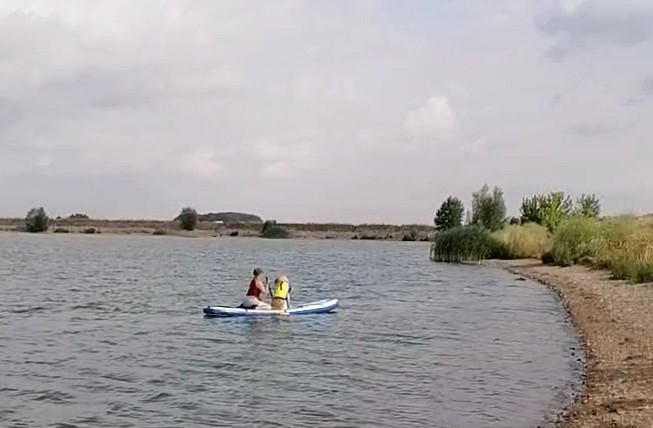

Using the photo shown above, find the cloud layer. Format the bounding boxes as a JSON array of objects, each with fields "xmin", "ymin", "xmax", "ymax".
[{"xmin": 0, "ymin": 0, "xmax": 651, "ymax": 223}]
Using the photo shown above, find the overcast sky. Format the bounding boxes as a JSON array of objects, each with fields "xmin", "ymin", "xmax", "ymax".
[{"xmin": 1, "ymin": 0, "xmax": 651, "ymax": 224}]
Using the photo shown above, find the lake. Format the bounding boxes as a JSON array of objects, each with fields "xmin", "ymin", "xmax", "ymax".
[{"xmin": 0, "ymin": 234, "xmax": 580, "ymax": 427}]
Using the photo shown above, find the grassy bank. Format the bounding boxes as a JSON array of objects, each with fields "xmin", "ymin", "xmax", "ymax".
[
  {"xmin": 430, "ymin": 215, "xmax": 653, "ymax": 284},
  {"xmin": 0, "ymin": 217, "xmax": 434, "ymax": 242}
]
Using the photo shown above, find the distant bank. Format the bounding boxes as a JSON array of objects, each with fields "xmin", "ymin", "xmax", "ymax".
[{"xmin": 0, "ymin": 217, "xmax": 434, "ymax": 242}]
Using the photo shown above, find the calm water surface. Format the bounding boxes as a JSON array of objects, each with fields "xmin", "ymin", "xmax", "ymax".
[{"xmin": 0, "ymin": 234, "xmax": 580, "ymax": 427}]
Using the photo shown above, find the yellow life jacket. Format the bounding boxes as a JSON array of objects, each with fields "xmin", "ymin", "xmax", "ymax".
[{"xmin": 272, "ymin": 280, "xmax": 289, "ymax": 299}]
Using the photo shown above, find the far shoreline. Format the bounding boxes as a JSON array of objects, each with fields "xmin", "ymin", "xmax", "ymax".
[{"xmin": 0, "ymin": 217, "xmax": 435, "ymax": 242}]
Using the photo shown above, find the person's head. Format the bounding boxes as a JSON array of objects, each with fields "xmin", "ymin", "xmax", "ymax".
[
  {"xmin": 276, "ymin": 274, "xmax": 288, "ymax": 284},
  {"xmin": 253, "ymin": 268, "xmax": 264, "ymax": 278}
]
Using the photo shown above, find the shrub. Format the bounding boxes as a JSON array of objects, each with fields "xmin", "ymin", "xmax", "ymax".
[
  {"xmin": 230, "ymin": 231, "xmax": 239, "ymax": 237},
  {"xmin": 507, "ymin": 217, "xmax": 521, "ymax": 225},
  {"xmin": 595, "ymin": 216, "xmax": 653, "ymax": 283},
  {"xmin": 68, "ymin": 213, "xmax": 89, "ymax": 219},
  {"xmin": 83, "ymin": 227, "xmax": 97, "ymax": 234},
  {"xmin": 261, "ymin": 225, "xmax": 289, "ymax": 239},
  {"xmin": 402, "ymin": 230, "xmax": 419, "ymax": 241},
  {"xmin": 434, "ymin": 196, "xmax": 465, "ymax": 231},
  {"xmin": 541, "ymin": 250, "xmax": 555, "ymax": 265},
  {"xmin": 25, "ymin": 207, "xmax": 49, "ymax": 233},
  {"xmin": 430, "ymin": 225, "xmax": 505, "ymax": 263},
  {"xmin": 178, "ymin": 207, "xmax": 198, "ymax": 231},
  {"xmin": 471, "ymin": 184, "xmax": 506, "ymax": 232},
  {"xmin": 607, "ymin": 231, "xmax": 653, "ymax": 283},
  {"xmin": 53, "ymin": 227, "xmax": 69, "ymax": 233},
  {"xmin": 152, "ymin": 228, "xmax": 168, "ymax": 236},
  {"xmin": 494, "ymin": 223, "xmax": 550, "ymax": 259},
  {"xmin": 551, "ymin": 217, "xmax": 602, "ymax": 266},
  {"xmin": 593, "ymin": 215, "xmax": 638, "ymax": 268}
]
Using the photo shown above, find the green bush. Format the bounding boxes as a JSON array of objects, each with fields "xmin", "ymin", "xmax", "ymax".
[
  {"xmin": 595, "ymin": 216, "xmax": 653, "ymax": 283},
  {"xmin": 551, "ymin": 216, "xmax": 601, "ymax": 266},
  {"xmin": 494, "ymin": 223, "xmax": 550, "ymax": 259},
  {"xmin": 178, "ymin": 207, "xmax": 198, "ymax": 231},
  {"xmin": 83, "ymin": 227, "xmax": 97, "ymax": 234},
  {"xmin": 430, "ymin": 225, "xmax": 505, "ymax": 263},
  {"xmin": 261, "ymin": 225, "xmax": 289, "ymax": 239},
  {"xmin": 25, "ymin": 207, "xmax": 49, "ymax": 233},
  {"xmin": 68, "ymin": 213, "xmax": 89, "ymax": 219},
  {"xmin": 53, "ymin": 227, "xmax": 70, "ymax": 233},
  {"xmin": 152, "ymin": 228, "xmax": 168, "ymax": 236}
]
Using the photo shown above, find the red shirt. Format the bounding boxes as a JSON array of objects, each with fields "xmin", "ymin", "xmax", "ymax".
[{"xmin": 246, "ymin": 278, "xmax": 262, "ymax": 298}]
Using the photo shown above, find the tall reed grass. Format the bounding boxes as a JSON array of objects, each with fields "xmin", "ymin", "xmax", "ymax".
[
  {"xmin": 430, "ymin": 226, "xmax": 504, "ymax": 262},
  {"xmin": 549, "ymin": 215, "xmax": 653, "ymax": 282},
  {"xmin": 550, "ymin": 216, "xmax": 602, "ymax": 266},
  {"xmin": 493, "ymin": 223, "xmax": 550, "ymax": 259},
  {"xmin": 429, "ymin": 212, "xmax": 653, "ymax": 283},
  {"xmin": 594, "ymin": 216, "xmax": 653, "ymax": 282}
]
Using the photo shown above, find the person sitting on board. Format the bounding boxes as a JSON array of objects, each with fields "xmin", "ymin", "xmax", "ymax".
[
  {"xmin": 270, "ymin": 274, "xmax": 291, "ymax": 311},
  {"xmin": 241, "ymin": 268, "xmax": 271, "ymax": 310}
]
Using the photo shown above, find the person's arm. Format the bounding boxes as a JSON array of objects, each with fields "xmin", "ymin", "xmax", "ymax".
[{"xmin": 257, "ymin": 278, "xmax": 268, "ymax": 299}]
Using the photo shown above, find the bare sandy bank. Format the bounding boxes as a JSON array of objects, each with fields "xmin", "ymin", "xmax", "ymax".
[{"xmin": 484, "ymin": 259, "xmax": 653, "ymax": 428}]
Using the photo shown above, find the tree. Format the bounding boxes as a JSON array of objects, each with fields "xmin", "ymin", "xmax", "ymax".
[
  {"xmin": 520, "ymin": 191, "xmax": 573, "ymax": 232},
  {"xmin": 434, "ymin": 196, "xmax": 464, "ymax": 231},
  {"xmin": 574, "ymin": 193, "xmax": 601, "ymax": 218},
  {"xmin": 471, "ymin": 184, "xmax": 506, "ymax": 231},
  {"xmin": 25, "ymin": 207, "xmax": 49, "ymax": 233},
  {"xmin": 178, "ymin": 207, "xmax": 198, "ymax": 231}
]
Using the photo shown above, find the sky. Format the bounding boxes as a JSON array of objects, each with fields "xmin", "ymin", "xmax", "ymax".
[{"xmin": 0, "ymin": 0, "xmax": 651, "ymax": 224}]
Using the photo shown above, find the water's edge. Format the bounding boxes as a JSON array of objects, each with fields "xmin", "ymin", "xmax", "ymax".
[{"xmin": 478, "ymin": 260, "xmax": 588, "ymax": 428}]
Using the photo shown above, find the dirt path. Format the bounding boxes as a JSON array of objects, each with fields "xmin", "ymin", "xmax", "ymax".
[{"xmin": 488, "ymin": 260, "xmax": 653, "ymax": 427}]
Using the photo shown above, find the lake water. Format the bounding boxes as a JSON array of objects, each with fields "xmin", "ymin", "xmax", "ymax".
[{"xmin": 0, "ymin": 234, "xmax": 580, "ymax": 428}]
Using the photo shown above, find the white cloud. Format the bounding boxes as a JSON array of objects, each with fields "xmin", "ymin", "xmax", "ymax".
[
  {"xmin": 251, "ymin": 137, "xmax": 319, "ymax": 179},
  {"xmin": 404, "ymin": 96, "xmax": 457, "ymax": 139},
  {"xmin": 0, "ymin": 0, "xmax": 651, "ymax": 222},
  {"xmin": 179, "ymin": 149, "xmax": 223, "ymax": 178}
]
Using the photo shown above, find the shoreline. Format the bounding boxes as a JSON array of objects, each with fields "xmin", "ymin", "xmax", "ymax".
[
  {"xmin": 0, "ymin": 219, "xmax": 434, "ymax": 242},
  {"xmin": 482, "ymin": 259, "xmax": 653, "ymax": 427}
]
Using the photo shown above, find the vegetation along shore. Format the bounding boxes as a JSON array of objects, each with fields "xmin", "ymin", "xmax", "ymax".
[
  {"xmin": 0, "ymin": 208, "xmax": 433, "ymax": 242},
  {"xmin": 431, "ymin": 184, "xmax": 653, "ymax": 427}
]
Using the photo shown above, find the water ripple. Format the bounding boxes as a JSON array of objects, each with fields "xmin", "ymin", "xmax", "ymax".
[{"xmin": 0, "ymin": 235, "xmax": 580, "ymax": 427}]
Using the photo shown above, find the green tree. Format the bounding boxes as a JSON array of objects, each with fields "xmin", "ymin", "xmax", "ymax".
[
  {"xmin": 520, "ymin": 192, "xmax": 573, "ymax": 232},
  {"xmin": 574, "ymin": 193, "xmax": 601, "ymax": 218},
  {"xmin": 434, "ymin": 196, "xmax": 465, "ymax": 231},
  {"xmin": 178, "ymin": 207, "xmax": 198, "ymax": 231},
  {"xmin": 25, "ymin": 207, "xmax": 49, "ymax": 233},
  {"xmin": 471, "ymin": 184, "xmax": 506, "ymax": 231}
]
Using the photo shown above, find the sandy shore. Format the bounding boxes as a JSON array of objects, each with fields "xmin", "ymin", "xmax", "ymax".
[{"xmin": 484, "ymin": 259, "xmax": 653, "ymax": 427}]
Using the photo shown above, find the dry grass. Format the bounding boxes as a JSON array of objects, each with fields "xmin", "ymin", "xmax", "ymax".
[
  {"xmin": 496, "ymin": 260, "xmax": 653, "ymax": 428},
  {"xmin": 493, "ymin": 222, "xmax": 550, "ymax": 259}
]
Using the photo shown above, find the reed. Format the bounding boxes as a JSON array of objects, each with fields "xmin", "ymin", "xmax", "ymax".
[
  {"xmin": 550, "ymin": 216, "xmax": 602, "ymax": 266},
  {"xmin": 596, "ymin": 216, "xmax": 653, "ymax": 282},
  {"xmin": 430, "ymin": 226, "xmax": 504, "ymax": 263}
]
